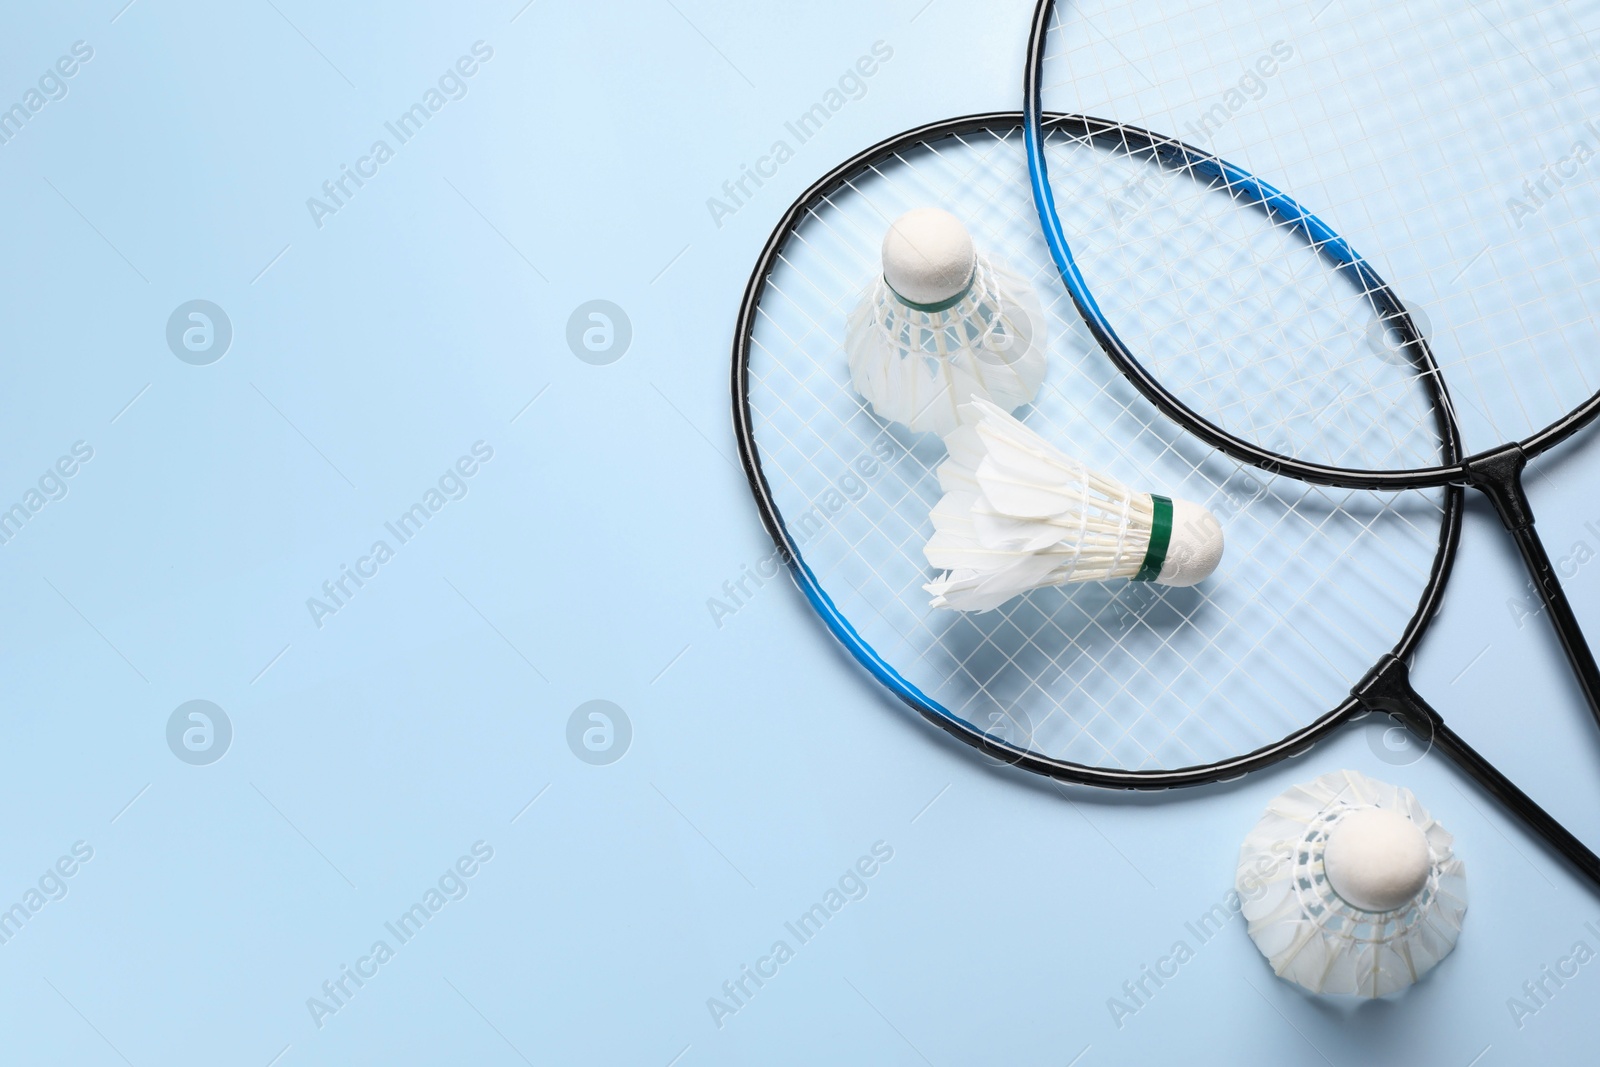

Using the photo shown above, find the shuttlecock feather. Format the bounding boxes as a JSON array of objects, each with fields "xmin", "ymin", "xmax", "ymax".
[
  {"xmin": 1237, "ymin": 769, "xmax": 1467, "ymax": 997},
  {"xmin": 923, "ymin": 399, "xmax": 1224, "ymax": 612},
  {"xmin": 846, "ymin": 208, "xmax": 1047, "ymax": 436}
]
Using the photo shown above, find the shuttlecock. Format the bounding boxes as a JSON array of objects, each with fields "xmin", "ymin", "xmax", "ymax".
[
  {"xmin": 1237, "ymin": 769, "xmax": 1467, "ymax": 997},
  {"xmin": 922, "ymin": 399, "xmax": 1223, "ymax": 612},
  {"xmin": 846, "ymin": 208, "xmax": 1047, "ymax": 436}
]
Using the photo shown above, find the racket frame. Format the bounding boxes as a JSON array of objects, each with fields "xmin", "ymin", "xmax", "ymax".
[{"xmin": 730, "ymin": 112, "xmax": 1458, "ymax": 790}]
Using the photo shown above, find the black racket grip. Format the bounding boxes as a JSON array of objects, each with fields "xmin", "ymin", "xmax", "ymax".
[
  {"xmin": 1466, "ymin": 445, "xmax": 1600, "ymax": 737},
  {"xmin": 1356, "ymin": 655, "xmax": 1600, "ymax": 893}
]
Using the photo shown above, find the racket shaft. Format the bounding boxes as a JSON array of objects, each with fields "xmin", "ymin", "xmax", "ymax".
[
  {"xmin": 1466, "ymin": 446, "xmax": 1600, "ymax": 739},
  {"xmin": 1505, "ymin": 523, "xmax": 1600, "ymax": 733},
  {"xmin": 1429, "ymin": 721, "xmax": 1600, "ymax": 894},
  {"xmin": 1357, "ymin": 655, "xmax": 1600, "ymax": 893}
]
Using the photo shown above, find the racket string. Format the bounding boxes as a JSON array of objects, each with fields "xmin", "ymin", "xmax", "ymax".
[
  {"xmin": 1041, "ymin": 0, "xmax": 1600, "ymax": 455},
  {"xmin": 748, "ymin": 125, "xmax": 1446, "ymax": 769}
]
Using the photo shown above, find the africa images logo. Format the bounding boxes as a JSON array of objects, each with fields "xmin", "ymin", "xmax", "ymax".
[
  {"xmin": 305, "ymin": 42, "xmax": 495, "ymax": 229},
  {"xmin": 704, "ymin": 41, "xmax": 893, "ymax": 230},
  {"xmin": 166, "ymin": 701, "xmax": 233, "ymax": 766},
  {"xmin": 705, "ymin": 842, "xmax": 894, "ymax": 1030},
  {"xmin": 305, "ymin": 841, "xmax": 495, "ymax": 1030},
  {"xmin": 166, "ymin": 301, "xmax": 233, "ymax": 365}
]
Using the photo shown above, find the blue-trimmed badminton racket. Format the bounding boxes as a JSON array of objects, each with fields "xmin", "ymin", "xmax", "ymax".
[{"xmin": 731, "ymin": 110, "xmax": 1600, "ymax": 889}]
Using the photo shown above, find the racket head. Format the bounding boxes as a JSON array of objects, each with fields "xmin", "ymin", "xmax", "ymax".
[
  {"xmin": 1024, "ymin": 0, "xmax": 1600, "ymax": 486},
  {"xmin": 733, "ymin": 114, "xmax": 1462, "ymax": 788}
]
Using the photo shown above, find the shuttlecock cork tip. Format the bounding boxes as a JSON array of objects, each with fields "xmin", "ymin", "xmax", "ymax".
[
  {"xmin": 1323, "ymin": 807, "xmax": 1432, "ymax": 912},
  {"xmin": 1154, "ymin": 497, "xmax": 1224, "ymax": 587},
  {"xmin": 882, "ymin": 208, "xmax": 975, "ymax": 307}
]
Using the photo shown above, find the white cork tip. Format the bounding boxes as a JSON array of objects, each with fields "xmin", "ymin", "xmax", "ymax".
[
  {"xmin": 881, "ymin": 208, "xmax": 976, "ymax": 306},
  {"xmin": 1236, "ymin": 769, "xmax": 1467, "ymax": 998},
  {"xmin": 1156, "ymin": 497, "xmax": 1224, "ymax": 587},
  {"xmin": 1323, "ymin": 807, "xmax": 1432, "ymax": 912}
]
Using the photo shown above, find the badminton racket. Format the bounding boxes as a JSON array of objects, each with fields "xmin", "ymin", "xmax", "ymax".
[
  {"xmin": 1023, "ymin": 0, "xmax": 1600, "ymax": 745},
  {"xmin": 731, "ymin": 113, "xmax": 1600, "ymax": 890}
]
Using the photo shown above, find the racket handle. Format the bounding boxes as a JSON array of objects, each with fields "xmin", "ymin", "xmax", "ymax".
[
  {"xmin": 1356, "ymin": 654, "xmax": 1600, "ymax": 893},
  {"xmin": 1466, "ymin": 445, "xmax": 1600, "ymax": 736}
]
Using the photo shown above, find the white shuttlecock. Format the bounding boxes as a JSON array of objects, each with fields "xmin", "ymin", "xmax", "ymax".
[
  {"xmin": 922, "ymin": 399, "xmax": 1223, "ymax": 612},
  {"xmin": 1237, "ymin": 769, "xmax": 1467, "ymax": 998},
  {"xmin": 846, "ymin": 208, "xmax": 1047, "ymax": 436}
]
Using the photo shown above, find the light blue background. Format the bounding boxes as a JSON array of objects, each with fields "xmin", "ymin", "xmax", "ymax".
[{"xmin": 2, "ymin": 1, "xmax": 1600, "ymax": 1064}]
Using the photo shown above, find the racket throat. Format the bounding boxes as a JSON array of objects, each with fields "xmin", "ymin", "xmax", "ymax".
[
  {"xmin": 1352, "ymin": 654, "xmax": 1439, "ymax": 732},
  {"xmin": 1463, "ymin": 443, "xmax": 1533, "ymax": 530}
]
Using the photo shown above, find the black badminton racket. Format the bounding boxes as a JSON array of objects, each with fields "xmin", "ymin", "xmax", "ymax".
[{"xmin": 1024, "ymin": 0, "xmax": 1600, "ymax": 749}]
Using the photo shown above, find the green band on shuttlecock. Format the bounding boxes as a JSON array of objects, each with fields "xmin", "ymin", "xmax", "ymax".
[
  {"xmin": 1134, "ymin": 495, "xmax": 1173, "ymax": 583},
  {"xmin": 884, "ymin": 267, "xmax": 976, "ymax": 313}
]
